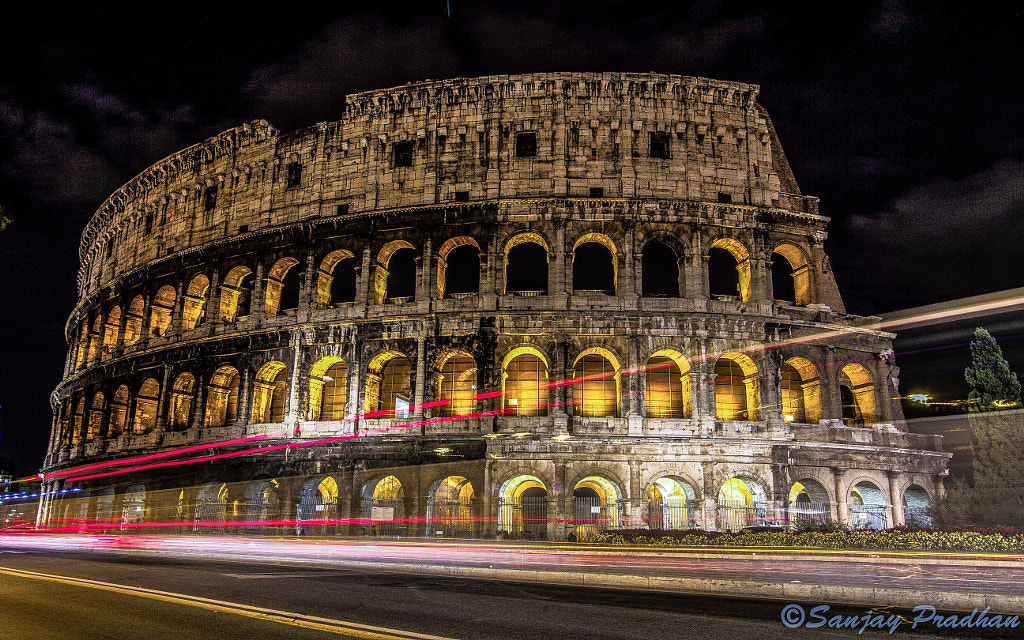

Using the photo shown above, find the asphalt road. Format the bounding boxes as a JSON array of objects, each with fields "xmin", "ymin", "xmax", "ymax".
[{"xmin": 0, "ymin": 546, "xmax": 1013, "ymax": 640}]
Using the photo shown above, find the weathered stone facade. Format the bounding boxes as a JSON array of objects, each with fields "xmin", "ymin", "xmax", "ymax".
[{"xmin": 43, "ymin": 73, "xmax": 948, "ymax": 538}]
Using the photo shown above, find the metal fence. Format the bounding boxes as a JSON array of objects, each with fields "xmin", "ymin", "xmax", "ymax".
[
  {"xmin": 572, "ymin": 496, "xmax": 621, "ymax": 541},
  {"xmin": 849, "ymin": 504, "xmax": 888, "ymax": 530},
  {"xmin": 498, "ymin": 496, "xmax": 548, "ymax": 540},
  {"xmin": 647, "ymin": 499, "xmax": 699, "ymax": 530},
  {"xmin": 904, "ymin": 506, "xmax": 932, "ymax": 528},
  {"xmin": 427, "ymin": 497, "xmax": 474, "ymax": 538},
  {"xmin": 716, "ymin": 500, "xmax": 770, "ymax": 531},
  {"xmin": 785, "ymin": 501, "xmax": 831, "ymax": 528},
  {"xmin": 359, "ymin": 497, "xmax": 405, "ymax": 537},
  {"xmin": 297, "ymin": 495, "xmax": 338, "ymax": 536},
  {"xmin": 245, "ymin": 497, "xmax": 273, "ymax": 535}
]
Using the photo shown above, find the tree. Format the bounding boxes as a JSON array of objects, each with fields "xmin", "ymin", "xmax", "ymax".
[{"xmin": 965, "ymin": 327, "xmax": 1021, "ymax": 412}]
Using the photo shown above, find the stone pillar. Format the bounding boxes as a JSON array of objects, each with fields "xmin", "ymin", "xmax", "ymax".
[
  {"xmin": 887, "ymin": 471, "xmax": 904, "ymax": 527},
  {"xmin": 356, "ymin": 245, "xmax": 372, "ymax": 310},
  {"xmin": 627, "ymin": 337, "xmax": 643, "ymax": 435},
  {"xmin": 872, "ymin": 355, "xmax": 893, "ymax": 425},
  {"xmin": 832, "ymin": 467, "xmax": 849, "ymax": 526},
  {"xmin": 286, "ymin": 332, "xmax": 303, "ymax": 430},
  {"xmin": 412, "ymin": 336, "xmax": 427, "ymax": 424},
  {"xmin": 206, "ymin": 266, "xmax": 222, "ymax": 331},
  {"xmin": 297, "ymin": 250, "xmax": 316, "ymax": 322},
  {"xmin": 154, "ymin": 364, "xmax": 172, "ymax": 433},
  {"xmin": 820, "ymin": 346, "xmax": 842, "ymax": 423},
  {"xmin": 702, "ymin": 460, "xmax": 717, "ymax": 531},
  {"xmin": 169, "ymin": 278, "xmax": 186, "ymax": 336},
  {"xmin": 695, "ymin": 338, "xmax": 717, "ymax": 434},
  {"xmin": 619, "ymin": 220, "xmax": 637, "ymax": 299},
  {"xmin": 344, "ymin": 334, "xmax": 361, "ymax": 434},
  {"xmin": 552, "ymin": 460, "xmax": 568, "ymax": 541},
  {"xmin": 628, "ymin": 459, "xmax": 643, "ymax": 529},
  {"xmin": 236, "ymin": 367, "xmax": 253, "ymax": 428},
  {"xmin": 551, "ymin": 222, "xmax": 568, "ymax": 306},
  {"xmin": 190, "ymin": 372, "xmax": 208, "ymax": 431},
  {"xmin": 250, "ymin": 262, "xmax": 266, "ymax": 324}
]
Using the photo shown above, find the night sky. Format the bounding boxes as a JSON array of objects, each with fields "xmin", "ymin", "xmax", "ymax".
[{"xmin": 2, "ymin": 1, "xmax": 1022, "ymax": 474}]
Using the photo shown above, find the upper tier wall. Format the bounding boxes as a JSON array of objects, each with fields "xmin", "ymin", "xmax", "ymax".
[{"xmin": 77, "ymin": 72, "xmax": 811, "ymax": 298}]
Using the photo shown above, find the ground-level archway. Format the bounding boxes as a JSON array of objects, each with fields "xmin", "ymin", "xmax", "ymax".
[{"xmin": 498, "ymin": 475, "xmax": 548, "ymax": 540}]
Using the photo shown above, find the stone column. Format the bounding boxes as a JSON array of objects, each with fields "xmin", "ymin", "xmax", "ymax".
[
  {"xmin": 412, "ymin": 336, "xmax": 427, "ymax": 425},
  {"xmin": 628, "ymin": 459, "xmax": 643, "ymax": 529},
  {"xmin": 832, "ymin": 467, "xmax": 849, "ymax": 526},
  {"xmin": 286, "ymin": 332, "xmax": 303, "ymax": 431},
  {"xmin": 820, "ymin": 346, "xmax": 842, "ymax": 423},
  {"xmin": 552, "ymin": 460, "xmax": 568, "ymax": 541},
  {"xmin": 551, "ymin": 222, "xmax": 568, "ymax": 306},
  {"xmin": 297, "ymin": 250, "xmax": 316, "ymax": 323},
  {"xmin": 887, "ymin": 471, "xmax": 904, "ymax": 527},
  {"xmin": 154, "ymin": 364, "xmax": 172, "ymax": 433},
  {"xmin": 250, "ymin": 262, "xmax": 266, "ymax": 324},
  {"xmin": 702, "ymin": 460, "xmax": 717, "ymax": 531},
  {"xmin": 356, "ymin": 245, "xmax": 372, "ymax": 310},
  {"xmin": 236, "ymin": 367, "xmax": 253, "ymax": 428},
  {"xmin": 627, "ymin": 337, "xmax": 643, "ymax": 435}
]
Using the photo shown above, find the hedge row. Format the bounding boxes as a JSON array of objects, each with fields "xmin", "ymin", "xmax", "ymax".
[{"xmin": 591, "ymin": 527, "xmax": 1024, "ymax": 552}]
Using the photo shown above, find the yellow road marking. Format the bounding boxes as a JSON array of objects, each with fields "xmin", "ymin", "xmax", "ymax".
[{"xmin": 0, "ymin": 566, "xmax": 458, "ymax": 640}]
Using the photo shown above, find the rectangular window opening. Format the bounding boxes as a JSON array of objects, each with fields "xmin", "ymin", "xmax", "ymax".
[
  {"xmin": 589, "ymin": 187, "xmax": 604, "ymax": 198},
  {"xmin": 454, "ymin": 191, "xmax": 470, "ymax": 202},
  {"xmin": 649, "ymin": 132, "xmax": 671, "ymax": 159},
  {"xmin": 204, "ymin": 186, "xmax": 217, "ymax": 211},
  {"xmin": 394, "ymin": 141, "xmax": 414, "ymax": 167},
  {"xmin": 515, "ymin": 132, "xmax": 537, "ymax": 158},
  {"xmin": 287, "ymin": 162, "xmax": 302, "ymax": 187}
]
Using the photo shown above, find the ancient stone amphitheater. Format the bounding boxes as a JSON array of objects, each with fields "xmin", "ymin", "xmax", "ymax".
[{"xmin": 43, "ymin": 73, "xmax": 948, "ymax": 538}]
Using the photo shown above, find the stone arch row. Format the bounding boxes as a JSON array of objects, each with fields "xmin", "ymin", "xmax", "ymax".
[
  {"xmin": 68, "ymin": 229, "xmax": 820, "ymax": 374},
  {"xmin": 56, "ymin": 343, "xmax": 884, "ymax": 450},
  {"xmin": 51, "ymin": 468, "xmax": 935, "ymax": 539}
]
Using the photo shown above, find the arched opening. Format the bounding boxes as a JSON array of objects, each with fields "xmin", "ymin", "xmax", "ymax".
[
  {"xmin": 220, "ymin": 266, "xmax": 254, "ymax": 322},
  {"xmin": 642, "ymin": 241, "xmax": 680, "ymax": 297},
  {"xmin": 95, "ymin": 487, "xmax": 115, "ymax": 527},
  {"xmin": 120, "ymin": 484, "xmax": 146, "ymax": 528},
  {"xmin": 73, "ymin": 323, "xmax": 88, "ymax": 370},
  {"xmin": 717, "ymin": 477, "xmax": 769, "ymax": 531},
  {"xmin": 265, "ymin": 258, "xmax": 301, "ymax": 317},
  {"xmin": 573, "ymin": 233, "xmax": 617, "ymax": 295},
  {"xmin": 297, "ymin": 476, "xmax": 339, "ymax": 536},
  {"xmin": 108, "ymin": 385, "xmax": 129, "ymax": 438},
  {"xmin": 787, "ymin": 480, "xmax": 831, "ymax": 526},
  {"xmin": 103, "ymin": 305, "xmax": 121, "ymax": 354},
  {"xmin": 782, "ymin": 357, "xmax": 822, "ymax": 424},
  {"xmin": 182, "ymin": 275, "xmax": 210, "ymax": 331},
  {"xmin": 434, "ymin": 351, "xmax": 477, "ymax": 417},
  {"xmin": 132, "ymin": 378, "xmax": 160, "ymax": 434},
  {"xmin": 771, "ymin": 253, "xmax": 797, "ymax": 305},
  {"xmin": 427, "ymin": 476, "xmax": 474, "ymax": 538},
  {"xmin": 840, "ymin": 363, "xmax": 877, "ymax": 426},
  {"xmin": 193, "ymin": 482, "xmax": 228, "ymax": 531},
  {"xmin": 317, "ymin": 250, "xmax": 357, "ymax": 306},
  {"xmin": 772, "ymin": 244, "xmax": 811, "ymax": 306},
  {"xmin": 168, "ymin": 373, "xmax": 196, "ymax": 430},
  {"xmin": 308, "ymin": 356, "xmax": 347, "ymax": 422},
  {"xmin": 573, "ymin": 350, "xmax": 620, "ymax": 418},
  {"xmin": 149, "ymin": 285, "xmax": 176, "ymax": 337},
  {"xmin": 365, "ymin": 352, "xmax": 412, "ymax": 418},
  {"xmin": 243, "ymin": 479, "xmax": 279, "ymax": 535},
  {"xmin": 123, "ymin": 296, "xmax": 145, "ymax": 345},
  {"xmin": 714, "ymin": 354, "xmax": 759, "ymax": 420},
  {"xmin": 71, "ymin": 397, "xmax": 85, "ymax": 445},
  {"xmin": 903, "ymin": 485, "xmax": 932, "ymax": 527},
  {"xmin": 708, "ymin": 238, "xmax": 751, "ymax": 301},
  {"xmin": 502, "ymin": 348, "xmax": 549, "ymax": 416},
  {"xmin": 572, "ymin": 476, "xmax": 622, "ymax": 540},
  {"xmin": 504, "ymin": 234, "xmax": 549, "ymax": 295},
  {"xmin": 850, "ymin": 481, "xmax": 887, "ymax": 530},
  {"xmin": 252, "ymin": 361, "xmax": 288, "ymax": 424},
  {"xmin": 374, "ymin": 241, "xmax": 417, "ymax": 304},
  {"xmin": 87, "ymin": 316, "xmax": 103, "ymax": 364},
  {"xmin": 87, "ymin": 392, "xmax": 105, "ymax": 441},
  {"xmin": 437, "ymin": 237, "xmax": 481, "ymax": 299},
  {"xmin": 498, "ymin": 475, "xmax": 548, "ymax": 539},
  {"xmin": 648, "ymin": 477, "xmax": 698, "ymax": 530},
  {"xmin": 360, "ymin": 475, "xmax": 405, "ymax": 537},
  {"xmin": 204, "ymin": 366, "xmax": 240, "ymax": 427},
  {"xmin": 646, "ymin": 350, "xmax": 691, "ymax": 418}
]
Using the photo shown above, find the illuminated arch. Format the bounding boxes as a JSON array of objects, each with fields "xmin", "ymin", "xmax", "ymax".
[
  {"xmin": 123, "ymin": 295, "xmax": 145, "ymax": 346},
  {"xmin": 572, "ymin": 232, "xmax": 618, "ymax": 295},
  {"xmin": 771, "ymin": 243, "xmax": 811, "ymax": 306},
  {"xmin": 709, "ymin": 237, "xmax": 752, "ymax": 302},
  {"xmin": 168, "ymin": 373, "xmax": 196, "ymax": 430},
  {"xmin": 427, "ymin": 475, "xmax": 475, "ymax": 538},
  {"xmin": 87, "ymin": 392, "xmax": 105, "ymax": 441},
  {"xmin": 849, "ymin": 480, "xmax": 887, "ymax": 529},
  {"xmin": 497, "ymin": 474, "xmax": 548, "ymax": 538},
  {"xmin": 840, "ymin": 362, "xmax": 877, "ymax": 426},
  {"xmin": 121, "ymin": 484, "xmax": 146, "ymax": 526},
  {"xmin": 714, "ymin": 352, "xmax": 759, "ymax": 420},
  {"xmin": 308, "ymin": 355, "xmax": 347, "ymax": 421},
  {"xmin": 503, "ymin": 232, "xmax": 549, "ymax": 295},
  {"xmin": 788, "ymin": 479, "xmax": 831, "ymax": 525},
  {"xmin": 374, "ymin": 240, "xmax": 416, "ymax": 304},
  {"xmin": 103, "ymin": 305, "xmax": 121, "ymax": 353},
  {"xmin": 243, "ymin": 479, "xmax": 279, "ymax": 534},
  {"xmin": 252, "ymin": 361, "xmax": 288, "ymax": 424},
  {"xmin": 87, "ymin": 316, "xmax": 103, "ymax": 364},
  {"xmin": 316, "ymin": 249, "xmax": 356, "ymax": 307},
  {"xmin": 781, "ymin": 356, "xmax": 822, "ymax": 423},
  {"xmin": 648, "ymin": 477, "xmax": 698, "ymax": 530},
  {"xmin": 220, "ymin": 266, "xmax": 254, "ymax": 322},
  {"xmin": 109, "ymin": 384, "xmax": 129, "ymax": 437},
  {"xmin": 204, "ymin": 365, "xmax": 240, "ymax": 427},
  {"xmin": 182, "ymin": 274, "xmax": 210, "ymax": 331},
  {"xmin": 436, "ymin": 236, "xmax": 481, "ymax": 299},
  {"xmin": 501, "ymin": 346, "xmax": 550, "ymax": 416},
  {"xmin": 572, "ymin": 347, "xmax": 621, "ymax": 417},
  {"xmin": 365, "ymin": 350, "xmax": 412, "ymax": 416},
  {"xmin": 132, "ymin": 378, "xmax": 160, "ymax": 434},
  {"xmin": 717, "ymin": 477, "xmax": 769, "ymax": 531},
  {"xmin": 193, "ymin": 481, "xmax": 229, "ymax": 528},
  {"xmin": 360, "ymin": 475, "xmax": 405, "ymax": 537},
  {"xmin": 903, "ymin": 485, "xmax": 932, "ymax": 527},
  {"xmin": 572, "ymin": 475, "xmax": 623, "ymax": 539},
  {"xmin": 265, "ymin": 257, "xmax": 301, "ymax": 317},
  {"xmin": 71, "ymin": 397, "xmax": 86, "ymax": 445},
  {"xmin": 646, "ymin": 349, "xmax": 692, "ymax": 418},
  {"xmin": 433, "ymin": 350, "xmax": 477, "ymax": 417},
  {"xmin": 149, "ymin": 285, "xmax": 176, "ymax": 337}
]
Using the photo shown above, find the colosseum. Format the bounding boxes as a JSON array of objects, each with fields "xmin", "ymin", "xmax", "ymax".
[{"xmin": 41, "ymin": 72, "xmax": 949, "ymax": 539}]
